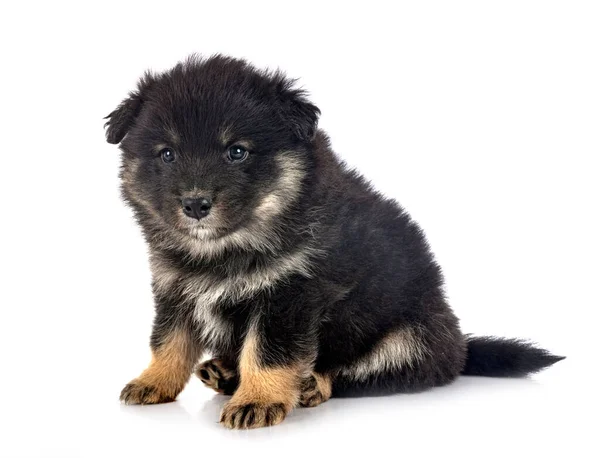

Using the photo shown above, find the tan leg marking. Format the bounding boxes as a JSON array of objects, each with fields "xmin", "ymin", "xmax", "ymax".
[
  {"xmin": 220, "ymin": 331, "xmax": 304, "ymax": 429},
  {"xmin": 120, "ymin": 328, "xmax": 200, "ymax": 405},
  {"xmin": 299, "ymin": 372, "xmax": 332, "ymax": 407},
  {"xmin": 338, "ymin": 327, "xmax": 426, "ymax": 381}
]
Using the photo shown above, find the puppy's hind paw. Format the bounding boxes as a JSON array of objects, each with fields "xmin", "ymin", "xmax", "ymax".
[
  {"xmin": 299, "ymin": 373, "xmax": 332, "ymax": 408},
  {"xmin": 195, "ymin": 359, "xmax": 238, "ymax": 395}
]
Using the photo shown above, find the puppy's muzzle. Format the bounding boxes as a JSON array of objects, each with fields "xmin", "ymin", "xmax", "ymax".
[{"xmin": 182, "ymin": 197, "xmax": 212, "ymax": 220}]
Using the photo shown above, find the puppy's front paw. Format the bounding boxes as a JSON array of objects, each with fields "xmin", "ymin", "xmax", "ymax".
[
  {"xmin": 120, "ymin": 380, "xmax": 175, "ymax": 405},
  {"xmin": 220, "ymin": 402, "xmax": 288, "ymax": 429}
]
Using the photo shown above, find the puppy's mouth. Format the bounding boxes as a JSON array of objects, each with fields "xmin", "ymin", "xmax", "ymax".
[
  {"xmin": 177, "ymin": 213, "xmax": 231, "ymax": 240},
  {"xmin": 188, "ymin": 227, "xmax": 230, "ymax": 240}
]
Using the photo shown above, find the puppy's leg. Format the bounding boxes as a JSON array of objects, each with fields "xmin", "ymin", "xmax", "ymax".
[
  {"xmin": 299, "ymin": 372, "xmax": 332, "ymax": 408},
  {"xmin": 120, "ymin": 326, "xmax": 201, "ymax": 405},
  {"xmin": 220, "ymin": 327, "xmax": 310, "ymax": 429},
  {"xmin": 195, "ymin": 357, "xmax": 239, "ymax": 395}
]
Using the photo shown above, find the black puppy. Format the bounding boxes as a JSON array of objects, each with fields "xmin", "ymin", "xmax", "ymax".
[{"xmin": 105, "ymin": 55, "xmax": 563, "ymax": 429}]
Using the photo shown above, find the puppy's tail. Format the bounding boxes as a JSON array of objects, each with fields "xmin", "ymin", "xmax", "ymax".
[{"xmin": 461, "ymin": 335, "xmax": 565, "ymax": 377}]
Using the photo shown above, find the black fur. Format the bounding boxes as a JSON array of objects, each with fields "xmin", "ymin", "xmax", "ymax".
[
  {"xmin": 106, "ymin": 55, "xmax": 563, "ymax": 424},
  {"xmin": 461, "ymin": 336, "xmax": 566, "ymax": 377}
]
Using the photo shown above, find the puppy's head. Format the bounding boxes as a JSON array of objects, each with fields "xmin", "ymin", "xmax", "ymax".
[{"xmin": 105, "ymin": 55, "xmax": 319, "ymax": 250}]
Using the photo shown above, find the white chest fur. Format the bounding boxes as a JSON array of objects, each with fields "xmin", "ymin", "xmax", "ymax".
[{"xmin": 150, "ymin": 247, "xmax": 317, "ymax": 349}]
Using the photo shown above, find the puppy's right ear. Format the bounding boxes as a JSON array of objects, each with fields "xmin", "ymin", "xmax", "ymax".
[{"xmin": 104, "ymin": 74, "xmax": 154, "ymax": 144}]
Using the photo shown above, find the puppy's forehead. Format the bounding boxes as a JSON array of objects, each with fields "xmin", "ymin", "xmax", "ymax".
[
  {"xmin": 155, "ymin": 106, "xmax": 266, "ymax": 151},
  {"xmin": 151, "ymin": 98, "xmax": 234, "ymax": 149},
  {"xmin": 146, "ymin": 66, "xmax": 277, "ymax": 149}
]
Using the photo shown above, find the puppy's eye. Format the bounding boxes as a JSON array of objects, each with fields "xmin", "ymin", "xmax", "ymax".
[
  {"xmin": 227, "ymin": 145, "xmax": 249, "ymax": 162},
  {"xmin": 160, "ymin": 148, "xmax": 176, "ymax": 163}
]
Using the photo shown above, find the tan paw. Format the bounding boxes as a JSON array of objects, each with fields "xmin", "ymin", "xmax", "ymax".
[
  {"xmin": 195, "ymin": 359, "xmax": 238, "ymax": 395},
  {"xmin": 299, "ymin": 373, "xmax": 332, "ymax": 408},
  {"xmin": 119, "ymin": 380, "xmax": 175, "ymax": 405},
  {"xmin": 220, "ymin": 402, "xmax": 288, "ymax": 429}
]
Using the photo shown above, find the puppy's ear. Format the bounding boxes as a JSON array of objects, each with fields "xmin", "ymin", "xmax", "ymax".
[
  {"xmin": 104, "ymin": 74, "xmax": 154, "ymax": 144},
  {"xmin": 275, "ymin": 76, "xmax": 321, "ymax": 142}
]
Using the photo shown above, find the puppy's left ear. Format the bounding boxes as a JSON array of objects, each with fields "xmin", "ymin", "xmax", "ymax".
[
  {"xmin": 104, "ymin": 74, "xmax": 154, "ymax": 144},
  {"xmin": 104, "ymin": 94, "xmax": 143, "ymax": 144},
  {"xmin": 275, "ymin": 77, "xmax": 321, "ymax": 142}
]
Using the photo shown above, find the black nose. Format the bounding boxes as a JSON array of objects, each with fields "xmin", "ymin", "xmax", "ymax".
[{"xmin": 182, "ymin": 197, "xmax": 212, "ymax": 220}]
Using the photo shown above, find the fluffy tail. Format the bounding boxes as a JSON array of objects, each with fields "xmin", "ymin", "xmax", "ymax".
[{"xmin": 461, "ymin": 335, "xmax": 565, "ymax": 377}]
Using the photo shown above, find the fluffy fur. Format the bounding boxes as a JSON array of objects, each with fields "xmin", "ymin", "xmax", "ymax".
[{"xmin": 106, "ymin": 55, "xmax": 564, "ymax": 428}]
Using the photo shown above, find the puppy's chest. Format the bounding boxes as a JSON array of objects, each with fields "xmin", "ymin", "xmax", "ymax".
[
  {"xmin": 193, "ymin": 291, "xmax": 250, "ymax": 353},
  {"xmin": 151, "ymin": 255, "xmax": 299, "ymax": 351},
  {"xmin": 171, "ymin": 272, "xmax": 258, "ymax": 350}
]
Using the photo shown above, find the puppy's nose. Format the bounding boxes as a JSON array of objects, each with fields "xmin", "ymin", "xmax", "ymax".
[{"xmin": 182, "ymin": 197, "xmax": 212, "ymax": 220}]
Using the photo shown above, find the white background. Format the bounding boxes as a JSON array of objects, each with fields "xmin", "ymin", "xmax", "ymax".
[{"xmin": 0, "ymin": 1, "xmax": 598, "ymax": 457}]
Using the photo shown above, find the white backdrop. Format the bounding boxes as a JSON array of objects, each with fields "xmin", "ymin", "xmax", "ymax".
[{"xmin": 0, "ymin": 1, "xmax": 597, "ymax": 457}]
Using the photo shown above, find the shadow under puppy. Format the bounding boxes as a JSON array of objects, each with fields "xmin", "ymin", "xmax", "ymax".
[{"xmin": 105, "ymin": 55, "xmax": 564, "ymax": 429}]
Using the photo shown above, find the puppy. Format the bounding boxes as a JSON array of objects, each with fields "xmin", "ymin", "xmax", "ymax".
[{"xmin": 105, "ymin": 55, "xmax": 563, "ymax": 429}]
